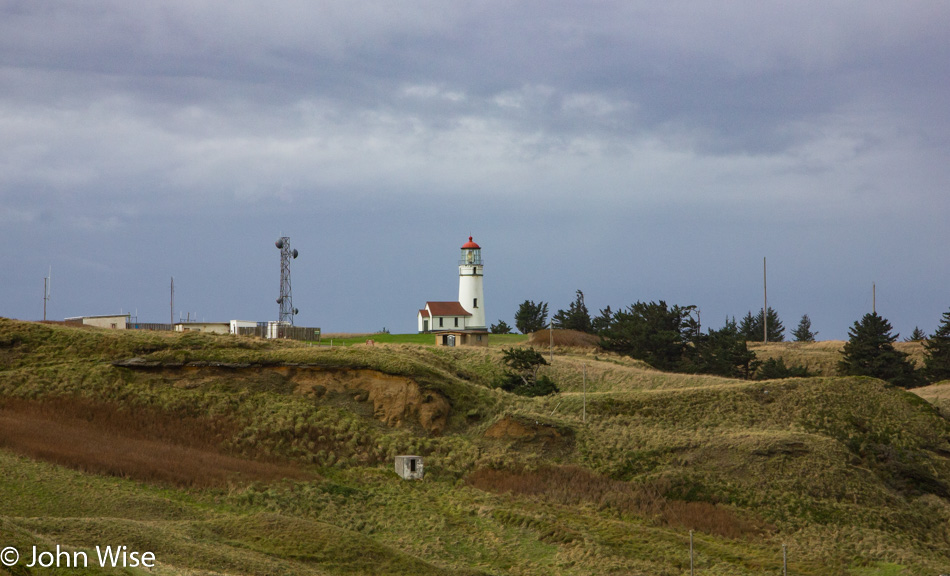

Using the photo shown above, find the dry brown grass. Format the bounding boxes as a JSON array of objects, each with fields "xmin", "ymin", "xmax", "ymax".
[
  {"xmin": 749, "ymin": 340, "xmax": 928, "ymax": 376},
  {"xmin": 914, "ymin": 382, "xmax": 950, "ymax": 401},
  {"xmin": 0, "ymin": 397, "xmax": 310, "ymax": 487},
  {"xmin": 527, "ymin": 329, "xmax": 600, "ymax": 348},
  {"xmin": 467, "ymin": 465, "xmax": 768, "ymax": 539}
]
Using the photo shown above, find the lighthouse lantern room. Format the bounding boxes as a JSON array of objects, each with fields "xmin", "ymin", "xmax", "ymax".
[{"xmin": 458, "ymin": 236, "xmax": 486, "ymax": 330}]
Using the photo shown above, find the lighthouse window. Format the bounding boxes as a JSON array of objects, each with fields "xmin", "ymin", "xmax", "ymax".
[
  {"xmin": 454, "ymin": 318, "xmax": 459, "ymax": 327},
  {"xmin": 473, "ymin": 298, "xmax": 478, "ymax": 308}
]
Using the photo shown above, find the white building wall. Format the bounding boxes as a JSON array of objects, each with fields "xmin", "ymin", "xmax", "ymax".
[
  {"xmin": 458, "ymin": 264, "xmax": 485, "ymax": 329},
  {"xmin": 230, "ymin": 320, "xmax": 258, "ymax": 335},
  {"xmin": 78, "ymin": 315, "xmax": 129, "ymax": 330},
  {"xmin": 431, "ymin": 315, "xmax": 466, "ymax": 331}
]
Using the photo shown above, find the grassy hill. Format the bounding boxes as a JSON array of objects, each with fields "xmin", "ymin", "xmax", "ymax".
[{"xmin": 0, "ymin": 318, "xmax": 949, "ymax": 575}]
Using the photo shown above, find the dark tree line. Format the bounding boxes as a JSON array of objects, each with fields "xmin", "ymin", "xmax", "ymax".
[
  {"xmin": 739, "ymin": 307, "xmax": 785, "ymax": 342},
  {"xmin": 598, "ymin": 301, "xmax": 763, "ymax": 379},
  {"xmin": 501, "ymin": 290, "xmax": 950, "ymax": 387}
]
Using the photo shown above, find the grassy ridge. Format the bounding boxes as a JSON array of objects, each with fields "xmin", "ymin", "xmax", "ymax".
[{"xmin": 1, "ymin": 318, "xmax": 949, "ymax": 575}]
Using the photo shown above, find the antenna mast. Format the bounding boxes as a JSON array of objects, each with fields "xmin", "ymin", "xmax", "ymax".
[
  {"xmin": 170, "ymin": 277, "xmax": 175, "ymax": 325},
  {"xmin": 275, "ymin": 237, "xmax": 299, "ymax": 325}
]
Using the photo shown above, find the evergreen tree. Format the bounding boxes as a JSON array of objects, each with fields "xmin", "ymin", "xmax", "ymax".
[
  {"xmin": 755, "ymin": 357, "xmax": 812, "ymax": 380},
  {"xmin": 739, "ymin": 307, "xmax": 785, "ymax": 342},
  {"xmin": 552, "ymin": 290, "xmax": 594, "ymax": 333},
  {"xmin": 599, "ymin": 301, "xmax": 694, "ymax": 371},
  {"xmin": 514, "ymin": 300, "xmax": 548, "ymax": 334},
  {"xmin": 924, "ymin": 308, "xmax": 950, "ymax": 383},
  {"xmin": 591, "ymin": 305, "xmax": 613, "ymax": 335},
  {"xmin": 685, "ymin": 318, "xmax": 760, "ymax": 379},
  {"xmin": 791, "ymin": 314, "xmax": 817, "ymax": 342},
  {"xmin": 490, "ymin": 320, "xmax": 513, "ymax": 334},
  {"xmin": 838, "ymin": 312, "xmax": 921, "ymax": 388},
  {"xmin": 497, "ymin": 347, "xmax": 558, "ymax": 396},
  {"xmin": 905, "ymin": 327, "xmax": 927, "ymax": 342}
]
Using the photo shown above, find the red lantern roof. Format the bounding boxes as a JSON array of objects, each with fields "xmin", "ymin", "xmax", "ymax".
[{"xmin": 461, "ymin": 236, "xmax": 480, "ymax": 249}]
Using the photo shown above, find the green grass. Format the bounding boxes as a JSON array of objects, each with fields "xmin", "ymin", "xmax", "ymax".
[
  {"xmin": 318, "ymin": 333, "xmax": 528, "ymax": 347},
  {"xmin": 1, "ymin": 318, "xmax": 950, "ymax": 575}
]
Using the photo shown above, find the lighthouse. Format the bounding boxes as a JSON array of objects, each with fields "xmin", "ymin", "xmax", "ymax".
[
  {"xmin": 416, "ymin": 236, "xmax": 489, "ymax": 346},
  {"xmin": 458, "ymin": 236, "xmax": 485, "ymax": 330}
]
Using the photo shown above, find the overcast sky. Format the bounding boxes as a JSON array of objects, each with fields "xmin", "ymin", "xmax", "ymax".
[{"xmin": 2, "ymin": 1, "xmax": 948, "ymax": 340}]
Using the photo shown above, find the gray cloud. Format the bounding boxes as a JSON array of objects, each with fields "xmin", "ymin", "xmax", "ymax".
[{"xmin": 2, "ymin": 1, "xmax": 948, "ymax": 338}]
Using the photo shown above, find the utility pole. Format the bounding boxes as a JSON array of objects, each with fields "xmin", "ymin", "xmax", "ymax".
[
  {"xmin": 549, "ymin": 320, "xmax": 554, "ymax": 362},
  {"xmin": 782, "ymin": 543, "xmax": 787, "ymax": 576},
  {"xmin": 43, "ymin": 267, "xmax": 51, "ymax": 321},
  {"xmin": 763, "ymin": 257, "xmax": 768, "ymax": 343},
  {"xmin": 170, "ymin": 277, "xmax": 175, "ymax": 325},
  {"xmin": 872, "ymin": 282, "xmax": 876, "ymax": 314}
]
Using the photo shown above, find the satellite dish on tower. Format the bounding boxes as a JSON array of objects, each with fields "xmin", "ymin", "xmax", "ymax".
[{"xmin": 275, "ymin": 236, "xmax": 299, "ymax": 326}]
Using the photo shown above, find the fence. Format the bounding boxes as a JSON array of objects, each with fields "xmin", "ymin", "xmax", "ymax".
[
  {"xmin": 129, "ymin": 323, "xmax": 174, "ymax": 331},
  {"xmin": 237, "ymin": 325, "xmax": 321, "ymax": 342}
]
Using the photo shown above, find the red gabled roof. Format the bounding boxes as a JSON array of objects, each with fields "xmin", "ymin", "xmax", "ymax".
[
  {"xmin": 461, "ymin": 236, "xmax": 480, "ymax": 249},
  {"xmin": 426, "ymin": 301, "xmax": 472, "ymax": 317},
  {"xmin": 418, "ymin": 309, "xmax": 430, "ymax": 318}
]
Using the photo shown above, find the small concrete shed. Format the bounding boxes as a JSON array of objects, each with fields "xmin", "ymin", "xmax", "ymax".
[{"xmin": 394, "ymin": 455, "xmax": 423, "ymax": 480}]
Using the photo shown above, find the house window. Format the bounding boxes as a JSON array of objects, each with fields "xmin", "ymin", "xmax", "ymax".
[
  {"xmin": 439, "ymin": 318, "xmax": 443, "ymax": 328},
  {"xmin": 454, "ymin": 318, "xmax": 459, "ymax": 327},
  {"xmin": 473, "ymin": 298, "xmax": 478, "ymax": 308}
]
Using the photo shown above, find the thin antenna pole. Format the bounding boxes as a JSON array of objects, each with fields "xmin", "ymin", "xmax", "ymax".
[
  {"xmin": 763, "ymin": 257, "xmax": 768, "ymax": 343},
  {"xmin": 549, "ymin": 320, "xmax": 554, "ymax": 362},
  {"xmin": 872, "ymin": 282, "xmax": 876, "ymax": 314},
  {"xmin": 171, "ymin": 277, "xmax": 175, "ymax": 325}
]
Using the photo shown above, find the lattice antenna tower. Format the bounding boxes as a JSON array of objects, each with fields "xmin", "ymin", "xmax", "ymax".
[{"xmin": 275, "ymin": 237, "xmax": 299, "ymax": 324}]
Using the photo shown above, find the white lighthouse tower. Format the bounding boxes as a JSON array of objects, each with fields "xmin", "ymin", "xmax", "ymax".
[{"xmin": 458, "ymin": 236, "xmax": 485, "ymax": 330}]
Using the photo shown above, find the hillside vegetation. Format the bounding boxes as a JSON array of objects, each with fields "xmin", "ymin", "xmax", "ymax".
[{"xmin": 0, "ymin": 318, "xmax": 949, "ymax": 575}]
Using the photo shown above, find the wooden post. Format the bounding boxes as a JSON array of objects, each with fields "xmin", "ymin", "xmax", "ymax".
[
  {"xmin": 690, "ymin": 530, "xmax": 694, "ymax": 576},
  {"xmin": 582, "ymin": 364, "xmax": 587, "ymax": 423}
]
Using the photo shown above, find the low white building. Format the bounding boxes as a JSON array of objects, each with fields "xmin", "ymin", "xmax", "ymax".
[
  {"xmin": 229, "ymin": 320, "xmax": 258, "ymax": 335},
  {"xmin": 174, "ymin": 322, "xmax": 230, "ymax": 335},
  {"xmin": 65, "ymin": 314, "xmax": 130, "ymax": 330}
]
